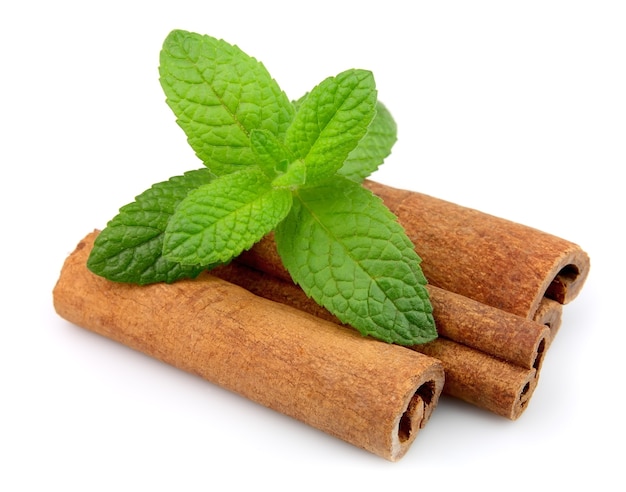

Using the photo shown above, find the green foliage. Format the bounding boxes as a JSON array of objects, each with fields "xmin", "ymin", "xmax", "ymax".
[
  {"xmin": 162, "ymin": 168, "xmax": 293, "ymax": 265},
  {"xmin": 159, "ymin": 30, "xmax": 294, "ymax": 175},
  {"xmin": 87, "ymin": 169, "xmax": 215, "ymax": 284},
  {"xmin": 284, "ymin": 69, "xmax": 377, "ymax": 185},
  {"xmin": 88, "ymin": 29, "xmax": 437, "ymax": 345},
  {"xmin": 275, "ymin": 178, "xmax": 434, "ymax": 345}
]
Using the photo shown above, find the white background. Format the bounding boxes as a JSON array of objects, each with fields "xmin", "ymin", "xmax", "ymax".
[{"xmin": 1, "ymin": 1, "xmax": 623, "ymax": 490}]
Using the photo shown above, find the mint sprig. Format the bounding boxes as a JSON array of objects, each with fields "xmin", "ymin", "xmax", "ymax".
[{"xmin": 87, "ymin": 29, "xmax": 437, "ymax": 346}]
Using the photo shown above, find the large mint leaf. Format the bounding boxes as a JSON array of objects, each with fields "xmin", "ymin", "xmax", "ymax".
[
  {"xmin": 284, "ymin": 69, "xmax": 377, "ymax": 186},
  {"xmin": 163, "ymin": 167, "xmax": 292, "ymax": 265},
  {"xmin": 275, "ymin": 177, "xmax": 436, "ymax": 345},
  {"xmin": 159, "ymin": 30, "xmax": 295, "ymax": 175},
  {"xmin": 339, "ymin": 101, "xmax": 397, "ymax": 182},
  {"xmin": 87, "ymin": 169, "xmax": 214, "ymax": 284}
]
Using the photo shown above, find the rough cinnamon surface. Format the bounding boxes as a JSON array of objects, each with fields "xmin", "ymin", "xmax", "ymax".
[
  {"xmin": 532, "ymin": 298, "xmax": 564, "ymax": 345},
  {"xmin": 427, "ymin": 286, "xmax": 549, "ymax": 370},
  {"xmin": 363, "ymin": 180, "xmax": 591, "ymax": 319},
  {"xmin": 53, "ymin": 231, "xmax": 445, "ymax": 461},
  {"xmin": 235, "ymin": 245, "xmax": 549, "ymax": 371},
  {"xmin": 213, "ymin": 261, "xmax": 544, "ymax": 419},
  {"xmin": 417, "ymin": 338, "xmax": 537, "ymax": 420}
]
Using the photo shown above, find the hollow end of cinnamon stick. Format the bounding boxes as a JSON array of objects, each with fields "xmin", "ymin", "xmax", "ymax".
[
  {"xmin": 362, "ymin": 180, "xmax": 591, "ymax": 320},
  {"xmin": 416, "ymin": 339, "xmax": 538, "ymax": 420},
  {"xmin": 214, "ymin": 262, "xmax": 544, "ymax": 419},
  {"xmin": 236, "ymin": 244, "xmax": 550, "ymax": 373},
  {"xmin": 427, "ymin": 285, "xmax": 551, "ymax": 371},
  {"xmin": 533, "ymin": 297, "xmax": 564, "ymax": 345},
  {"xmin": 541, "ymin": 249, "xmax": 591, "ymax": 306},
  {"xmin": 52, "ymin": 231, "xmax": 445, "ymax": 461}
]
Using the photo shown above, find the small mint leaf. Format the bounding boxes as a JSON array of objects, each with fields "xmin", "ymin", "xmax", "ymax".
[
  {"xmin": 339, "ymin": 101, "xmax": 397, "ymax": 182},
  {"xmin": 285, "ymin": 69, "xmax": 377, "ymax": 185},
  {"xmin": 275, "ymin": 177, "xmax": 436, "ymax": 346},
  {"xmin": 163, "ymin": 167, "xmax": 292, "ymax": 265},
  {"xmin": 159, "ymin": 30, "xmax": 295, "ymax": 175},
  {"xmin": 86, "ymin": 169, "xmax": 215, "ymax": 284},
  {"xmin": 271, "ymin": 159, "xmax": 306, "ymax": 189},
  {"xmin": 250, "ymin": 129, "xmax": 291, "ymax": 179}
]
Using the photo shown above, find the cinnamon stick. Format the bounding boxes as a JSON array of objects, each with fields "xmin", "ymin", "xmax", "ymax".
[
  {"xmin": 416, "ymin": 339, "xmax": 538, "ymax": 420},
  {"xmin": 53, "ymin": 232, "xmax": 445, "ymax": 461},
  {"xmin": 362, "ymin": 180, "xmax": 591, "ymax": 320},
  {"xmin": 533, "ymin": 298, "xmax": 563, "ymax": 345},
  {"xmin": 212, "ymin": 262, "xmax": 545, "ymax": 419},
  {"xmin": 427, "ymin": 286, "xmax": 549, "ymax": 371},
  {"xmin": 235, "ymin": 247, "xmax": 550, "ymax": 371}
]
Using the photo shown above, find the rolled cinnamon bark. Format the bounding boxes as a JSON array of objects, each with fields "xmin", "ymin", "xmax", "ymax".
[
  {"xmin": 212, "ymin": 262, "xmax": 545, "ymax": 419},
  {"xmin": 235, "ymin": 247, "xmax": 550, "ymax": 371},
  {"xmin": 53, "ymin": 232, "xmax": 445, "ymax": 461},
  {"xmin": 427, "ymin": 286, "xmax": 549, "ymax": 371},
  {"xmin": 533, "ymin": 298, "xmax": 563, "ymax": 344},
  {"xmin": 362, "ymin": 180, "xmax": 591, "ymax": 320},
  {"xmin": 416, "ymin": 339, "xmax": 538, "ymax": 420}
]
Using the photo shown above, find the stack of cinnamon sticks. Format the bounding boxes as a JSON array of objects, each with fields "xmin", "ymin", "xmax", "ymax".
[
  {"xmin": 52, "ymin": 180, "xmax": 590, "ymax": 461},
  {"xmin": 234, "ymin": 180, "xmax": 590, "ymax": 419}
]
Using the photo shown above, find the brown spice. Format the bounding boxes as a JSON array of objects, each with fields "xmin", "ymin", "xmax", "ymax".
[
  {"xmin": 427, "ymin": 286, "xmax": 549, "ymax": 371},
  {"xmin": 53, "ymin": 231, "xmax": 445, "ymax": 461},
  {"xmin": 236, "ymin": 245, "xmax": 550, "ymax": 371},
  {"xmin": 533, "ymin": 298, "xmax": 564, "ymax": 345},
  {"xmin": 416, "ymin": 338, "xmax": 537, "ymax": 420},
  {"xmin": 212, "ymin": 261, "xmax": 545, "ymax": 419},
  {"xmin": 362, "ymin": 180, "xmax": 590, "ymax": 320}
]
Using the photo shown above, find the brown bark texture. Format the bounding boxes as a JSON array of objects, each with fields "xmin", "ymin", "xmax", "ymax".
[
  {"xmin": 416, "ymin": 339, "xmax": 538, "ymax": 420},
  {"xmin": 53, "ymin": 232, "xmax": 445, "ymax": 461},
  {"xmin": 533, "ymin": 298, "xmax": 563, "ymax": 345},
  {"xmin": 212, "ymin": 261, "xmax": 545, "ymax": 419},
  {"xmin": 362, "ymin": 180, "xmax": 591, "ymax": 320},
  {"xmin": 238, "ymin": 241, "xmax": 551, "ymax": 366}
]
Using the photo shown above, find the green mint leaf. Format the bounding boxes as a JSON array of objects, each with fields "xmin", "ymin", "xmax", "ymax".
[
  {"xmin": 250, "ymin": 129, "xmax": 291, "ymax": 179},
  {"xmin": 271, "ymin": 159, "xmax": 306, "ymax": 189},
  {"xmin": 284, "ymin": 69, "xmax": 377, "ymax": 185},
  {"xmin": 339, "ymin": 101, "xmax": 397, "ymax": 182},
  {"xmin": 86, "ymin": 169, "xmax": 215, "ymax": 284},
  {"xmin": 274, "ymin": 177, "xmax": 436, "ymax": 346},
  {"xmin": 159, "ymin": 30, "xmax": 295, "ymax": 175},
  {"xmin": 163, "ymin": 167, "xmax": 292, "ymax": 265},
  {"xmin": 249, "ymin": 128, "xmax": 307, "ymax": 188}
]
